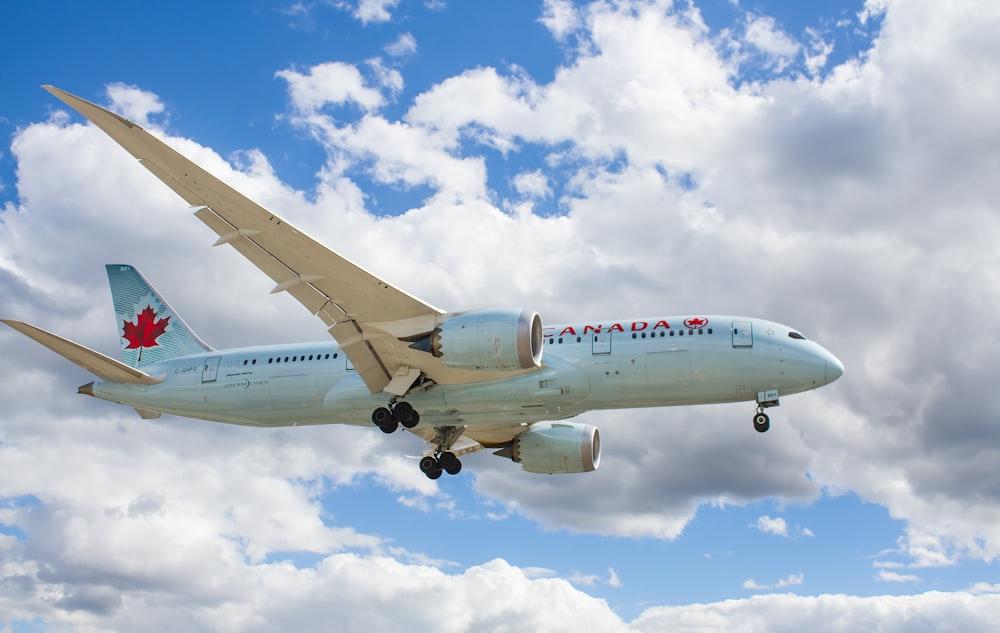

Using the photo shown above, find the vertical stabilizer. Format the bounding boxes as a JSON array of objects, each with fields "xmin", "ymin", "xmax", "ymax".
[{"xmin": 106, "ymin": 264, "xmax": 211, "ymax": 367}]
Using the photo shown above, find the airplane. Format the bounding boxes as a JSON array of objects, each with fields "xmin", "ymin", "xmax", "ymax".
[{"xmin": 2, "ymin": 86, "xmax": 844, "ymax": 479}]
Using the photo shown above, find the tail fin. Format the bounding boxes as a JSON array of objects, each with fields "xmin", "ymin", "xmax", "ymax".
[{"xmin": 106, "ymin": 264, "xmax": 211, "ymax": 367}]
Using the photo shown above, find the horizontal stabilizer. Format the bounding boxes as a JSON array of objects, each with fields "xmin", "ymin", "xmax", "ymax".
[{"xmin": 1, "ymin": 319, "xmax": 163, "ymax": 385}]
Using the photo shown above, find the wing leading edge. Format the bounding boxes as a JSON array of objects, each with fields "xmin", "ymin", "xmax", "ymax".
[{"xmin": 44, "ymin": 85, "xmax": 443, "ymax": 394}]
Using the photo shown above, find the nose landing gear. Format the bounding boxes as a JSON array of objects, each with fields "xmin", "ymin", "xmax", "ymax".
[
  {"xmin": 753, "ymin": 389, "xmax": 779, "ymax": 433},
  {"xmin": 753, "ymin": 410, "xmax": 770, "ymax": 433}
]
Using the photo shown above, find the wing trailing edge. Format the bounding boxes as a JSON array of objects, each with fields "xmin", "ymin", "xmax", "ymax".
[{"xmin": 43, "ymin": 84, "xmax": 444, "ymax": 395}]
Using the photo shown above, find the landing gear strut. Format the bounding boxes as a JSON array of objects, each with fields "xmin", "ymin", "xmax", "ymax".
[
  {"xmin": 371, "ymin": 399, "xmax": 420, "ymax": 434},
  {"xmin": 417, "ymin": 426, "xmax": 467, "ymax": 480},
  {"xmin": 753, "ymin": 389, "xmax": 779, "ymax": 433}
]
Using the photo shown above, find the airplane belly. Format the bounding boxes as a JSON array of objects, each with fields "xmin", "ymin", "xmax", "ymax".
[{"xmin": 440, "ymin": 355, "xmax": 590, "ymax": 423}]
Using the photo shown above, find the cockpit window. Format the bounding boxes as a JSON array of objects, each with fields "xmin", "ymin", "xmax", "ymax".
[{"xmin": 788, "ymin": 331, "xmax": 807, "ymax": 340}]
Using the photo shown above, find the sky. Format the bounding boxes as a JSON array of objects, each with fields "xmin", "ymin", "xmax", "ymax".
[{"xmin": 2, "ymin": 0, "xmax": 1000, "ymax": 630}]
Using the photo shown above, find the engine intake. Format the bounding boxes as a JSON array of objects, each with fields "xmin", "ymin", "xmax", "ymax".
[
  {"xmin": 512, "ymin": 422, "xmax": 601, "ymax": 474},
  {"xmin": 423, "ymin": 309, "xmax": 543, "ymax": 372}
]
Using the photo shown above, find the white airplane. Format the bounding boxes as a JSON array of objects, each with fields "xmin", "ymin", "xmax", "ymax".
[{"xmin": 2, "ymin": 86, "xmax": 844, "ymax": 479}]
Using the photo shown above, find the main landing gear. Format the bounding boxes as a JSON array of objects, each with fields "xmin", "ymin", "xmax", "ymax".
[
  {"xmin": 418, "ymin": 426, "xmax": 466, "ymax": 479},
  {"xmin": 419, "ymin": 450, "xmax": 462, "ymax": 479},
  {"xmin": 371, "ymin": 400, "xmax": 419, "ymax": 434},
  {"xmin": 371, "ymin": 401, "xmax": 466, "ymax": 479}
]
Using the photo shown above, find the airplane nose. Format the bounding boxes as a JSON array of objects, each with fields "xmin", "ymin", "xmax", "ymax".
[{"xmin": 825, "ymin": 354, "xmax": 845, "ymax": 384}]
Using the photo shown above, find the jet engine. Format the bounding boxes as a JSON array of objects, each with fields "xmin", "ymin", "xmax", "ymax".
[
  {"xmin": 510, "ymin": 422, "xmax": 601, "ymax": 474},
  {"xmin": 416, "ymin": 309, "xmax": 543, "ymax": 372}
]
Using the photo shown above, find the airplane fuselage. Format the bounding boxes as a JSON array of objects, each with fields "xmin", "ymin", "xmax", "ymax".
[{"xmin": 88, "ymin": 315, "xmax": 842, "ymax": 436}]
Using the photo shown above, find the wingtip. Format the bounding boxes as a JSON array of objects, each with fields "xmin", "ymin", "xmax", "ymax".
[
  {"xmin": 41, "ymin": 84, "xmax": 138, "ymax": 130},
  {"xmin": 41, "ymin": 84, "xmax": 66, "ymax": 99}
]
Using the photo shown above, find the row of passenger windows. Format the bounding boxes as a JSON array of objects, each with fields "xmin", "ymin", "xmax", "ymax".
[
  {"xmin": 547, "ymin": 328, "xmax": 713, "ymax": 344},
  {"xmin": 240, "ymin": 352, "xmax": 340, "ymax": 366}
]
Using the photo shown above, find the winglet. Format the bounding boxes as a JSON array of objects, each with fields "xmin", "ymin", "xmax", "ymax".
[{"xmin": 1, "ymin": 319, "xmax": 163, "ymax": 385}]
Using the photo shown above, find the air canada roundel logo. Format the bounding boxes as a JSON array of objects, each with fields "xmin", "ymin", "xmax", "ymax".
[
  {"xmin": 684, "ymin": 317, "xmax": 708, "ymax": 329},
  {"xmin": 123, "ymin": 305, "xmax": 170, "ymax": 362}
]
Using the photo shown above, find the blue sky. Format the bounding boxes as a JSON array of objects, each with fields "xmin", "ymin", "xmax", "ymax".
[{"xmin": 3, "ymin": 0, "xmax": 1000, "ymax": 630}]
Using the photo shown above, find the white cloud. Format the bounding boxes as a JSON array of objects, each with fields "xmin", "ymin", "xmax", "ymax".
[
  {"xmin": 859, "ymin": 0, "xmax": 889, "ymax": 25},
  {"xmin": 743, "ymin": 573, "xmax": 804, "ymax": 591},
  {"xmin": 608, "ymin": 567, "xmax": 623, "ymax": 588},
  {"xmin": 540, "ymin": 0, "xmax": 582, "ymax": 41},
  {"xmin": 743, "ymin": 14, "xmax": 800, "ymax": 72},
  {"xmin": 804, "ymin": 27, "xmax": 834, "ymax": 76},
  {"xmin": 512, "ymin": 169, "xmax": 552, "ymax": 198},
  {"xmin": 634, "ymin": 592, "xmax": 1000, "ymax": 632},
  {"xmin": 754, "ymin": 515, "xmax": 790, "ymax": 537},
  {"xmin": 104, "ymin": 83, "xmax": 165, "ymax": 126},
  {"xmin": 276, "ymin": 61, "xmax": 385, "ymax": 112},
  {"xmin": 877, "ymin": 570, "xmax": 922, "ymax": 583},
  {"xmin": 385, "ymin": 32, "xmax": 417, "ymax": 57},
  {"xmin": 354, "ymin": 0, "xmax": 399, "ymax": 24}
]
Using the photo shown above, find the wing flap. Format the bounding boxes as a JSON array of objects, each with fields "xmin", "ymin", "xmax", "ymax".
[{"xmin": 1, "ymin": 319, "xmax": 163, "ymax": 385}]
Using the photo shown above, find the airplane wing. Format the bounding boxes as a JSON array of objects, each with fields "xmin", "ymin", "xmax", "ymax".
[
  {"xmin": 1, "ymin": 319, "xmax": 163, "ymax": 385},
  {"xmin": 44, "ymin": 85, "xmax": 443, "ymax": 394}
]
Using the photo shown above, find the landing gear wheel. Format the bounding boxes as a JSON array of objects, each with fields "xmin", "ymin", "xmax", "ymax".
[
  {"xmin": 419, "ymin": 455, "xmax": 443, "ymax": 479},
  {"xmin": 372, "ymin": 407, "xmax": 397, "ymax": 433},
  {"xmin": 439, "ymin": 451, "xmax": 462, "ymax": 475},
  {"xmin": 753, "ymin": 412, "xmax": 771, "ymax": 433},
  {"xmin": 393, "ymin": 401, "xmax": 419, "ymax": 428}
]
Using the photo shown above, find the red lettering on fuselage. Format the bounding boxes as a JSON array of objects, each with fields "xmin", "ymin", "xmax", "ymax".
[{"xmin": 544, "ymin": 319, "xmax": 673, "ymax": 337}]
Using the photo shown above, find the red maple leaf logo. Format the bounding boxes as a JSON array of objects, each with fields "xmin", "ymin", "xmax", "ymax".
[{"xmin": 123, "ymin": 306, "xmax": 170, "ymax": 360}]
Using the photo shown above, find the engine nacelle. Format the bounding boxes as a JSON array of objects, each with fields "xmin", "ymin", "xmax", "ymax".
[
  {"xmin": 429, "ymin": 309, "xmax": 543, "ymax": 372},
  {"xmin": 513, "ymin": 422, "xmax": 601, "ymax": 474}
]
